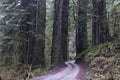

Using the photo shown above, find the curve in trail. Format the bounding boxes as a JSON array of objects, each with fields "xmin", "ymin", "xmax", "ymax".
[
  {"xmin": 30, "ymin": 60, "xmax": 86, "ymax": 80},
  {"xmin": 60, "ymin": 63, "xmax": 80, "ymax": 80}
]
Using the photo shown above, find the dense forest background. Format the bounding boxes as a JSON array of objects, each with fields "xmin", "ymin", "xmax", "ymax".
[{"xmin": 0, "ymin": 0, "xmax": 120, "ymax": 80}]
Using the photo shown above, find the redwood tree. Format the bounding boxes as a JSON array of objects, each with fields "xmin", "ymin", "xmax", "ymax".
[
  {"xmin": 19, "ymin": 0, "xmax": 31, "ymax": 64},
  {"xmin": 51, "ymin": 0, "xmax": 64, "ymax": 65},
  {"xmin": 92, "ymin": 0, "xmax": 109, "ymax": 46},
  {"xmin": 34, "ymin": 0, "xmax": 46, "ymax": 66},
  {"xmin": 19, "ymin": 0, "xmax": 46, "ymax": 66},
  {"xmin": 61, "ymin": 0, "xmax": 69, "ymax": 61},
  {"xmin": 76, "ymin": 0, "xmax": 88, "ymax": 62}
]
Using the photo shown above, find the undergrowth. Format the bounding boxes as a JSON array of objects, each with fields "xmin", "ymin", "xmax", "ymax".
[
  {"xmin": 0, "ymin": 64, "xmax": 54, "ymax": 80},
  {"xmin": 83, "ymin": 38, "xmax": 120, "ymax": 80},
  {"xmin": 31, "ymin": 65, "xmax": 54, "ymax": 78}
]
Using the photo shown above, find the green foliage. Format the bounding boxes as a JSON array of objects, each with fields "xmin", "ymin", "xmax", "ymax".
[
  {"xmin": 68, "ymin": 0, "xmax": 78, "ymax": 32},
  {"xmin": 75, "ymin": 43, "xmax": 108, "ymax": 60},
  {"xmin": 76, "ymin": 37, "xmax": 120, "ymax": 62},
  {"xmin": 0, "ymin": 0, "xmax": 21, "ymax": 65},
  {"xmin": 31, "ymin": 65, "xmax": 54, "ymax": 77},
  {"xmin": 85, "ymin": 38, "xmax": 120, "ymax": 79}
]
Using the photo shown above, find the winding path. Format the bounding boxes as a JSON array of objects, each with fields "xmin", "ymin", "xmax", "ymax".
[{"xmin": 30, "ymin": 60, "xmax": 86, "ymax": 80}]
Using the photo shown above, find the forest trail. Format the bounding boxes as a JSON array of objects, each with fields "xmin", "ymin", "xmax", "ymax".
[{"xmin": 30, "ymin": 60, "xmax": 86, "ymax": 80}]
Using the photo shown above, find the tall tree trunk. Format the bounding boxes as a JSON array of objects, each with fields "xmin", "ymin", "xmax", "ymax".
[
  {"xmin": 98, "ymin": 0, "xmax": 109, "ymax": 43},
  {"xmin": 103, "ymin": 2, "xmax": 109, "ymax": 41},
  {"xmin": 19, "ymin": 0, "xmax": 31, "ymax": 64},
  {"xmin": 61, "ymin": 0, "xmax": 69, "ymax": 61},
  {"xmin": 76, "ymin": 0, "xmax": 88, "ymax": 62},
  {"xmin": 92, "ymin": 0, "xmax": 100, "ymax": 46},
  {"xmin": 51, "ymin": 0, "xmax": 63, "ymax": 65},
  {"xmin": 28, "ymin": 0, "xmax": 37, "ymax": 65},
  {"xmin": 19, "ymin": 0, "xmax": 38, "ymax": 65},
  {"xmin": 34, "ymin": 0, "xmax": 46, "ymax": 66},
  {"xmin": 92, "ymin": 0, "xmax": 109, "ymax": 46}
]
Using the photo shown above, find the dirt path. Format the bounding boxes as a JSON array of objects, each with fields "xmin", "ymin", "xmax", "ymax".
[{"xmin": 30, "ymin": 60, "xmax": 86, "ymax": 80}]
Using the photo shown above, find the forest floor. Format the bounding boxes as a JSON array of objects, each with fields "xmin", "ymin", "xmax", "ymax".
[
  {"xmin": 84, "ymin": 38, "xmax": 120, "ymax": 80},
  {"xmin": 0, "ymin": 64, "xmax": 32, "ymax": 80},
  {"xmin": 30, "ymin": 60, "xmax": 86, "ymax": 80},
  {"xmin": 0, "ymin": 60, "xmax": 86, "ymax": 80}
]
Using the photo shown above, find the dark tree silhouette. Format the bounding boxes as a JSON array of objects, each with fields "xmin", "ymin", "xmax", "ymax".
[
  {"xmin": 19, "ymin": 0, "xmax": 46, "ymax": 66},
  {"xmin": 34, "ymin": 0, "xmax": 46, "ymax": 66},
  {"xmin": 61, "ymin": 0, "xmax": 69, "ymax": 61},
  {"xmin": 51, "ymin": 0, "xmax": 64, "ymax": 65},
  {"xmin": 76, "ymin": 0, "xmax": 88, "ymax": 62},
  {"xmin": 19, "ymin": 0, "xmax": 31, "ymax": 64},
  {"xmin": 92, "ymin": 0, "xmax": 109, "ymax": 46}
]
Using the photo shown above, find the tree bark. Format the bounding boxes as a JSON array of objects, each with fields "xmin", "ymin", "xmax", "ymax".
[
  {"xmin": 51, "ymin": 0, "xmax": 64, "ymax": 65},
  {"xmin": 76, "ymin": 0, "xmax": 88, "ymax": 62},
  {"xmin": 92, "ymin": 0, "xmax": 100, "ymax": 46},
  {"xmin": 92, "ymin": 0, "xmax": 109, "ymax": 46},
  {"xmin": 34, "ymin": 0, "xmax": 46, "ymax": 66},
  {"xmin": 19, "ymin": 0, "xmax": 42, "ymax": 65},
  {"xmin": 61, "ymin": 0, "xmax": 69, "ymax": 61},
  {"xmin": 19, "ymin": 0, "xmax": 31, "ymax": 64}
]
